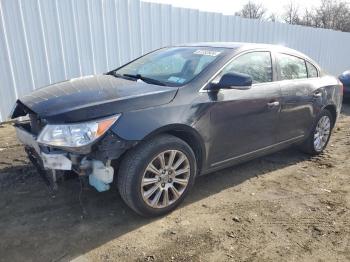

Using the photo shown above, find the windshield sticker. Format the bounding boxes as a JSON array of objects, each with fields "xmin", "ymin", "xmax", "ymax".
[
  {"xmin": 193, "ymin": 50, "xmax": 221, "ymax": 57},
  {"xmin": 168, "ymin": 76, "xmax": 186, "ymax": 84}
]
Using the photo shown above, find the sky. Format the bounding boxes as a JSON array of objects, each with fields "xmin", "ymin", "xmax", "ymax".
[{"xmin": 143, "ymin": 0, "xmax": 322, "ymax": 17}]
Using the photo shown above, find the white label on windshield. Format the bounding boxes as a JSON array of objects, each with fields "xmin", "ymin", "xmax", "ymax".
[
  {"xmin": 168, "ymin": 76, "xmax": 186, "ymax": 83},
  {"xmin": 193, "ymin": 50, "xmax": 221, "ymax": 56}
]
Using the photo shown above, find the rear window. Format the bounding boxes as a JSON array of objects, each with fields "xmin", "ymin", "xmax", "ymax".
[
  {"xmin": 306, "ymin": 61, "xmax": 318, "ymax": 78},
  {"xmin": 277, "ymin": 53, "xmax": 307, "ymax": 80}
]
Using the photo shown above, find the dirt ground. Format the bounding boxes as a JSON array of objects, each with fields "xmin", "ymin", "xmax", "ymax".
[{"xmin": 0, "ymin": 104, "xmax": 349, "ymax": 262}]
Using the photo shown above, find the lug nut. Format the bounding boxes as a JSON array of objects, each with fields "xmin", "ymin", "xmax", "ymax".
[{"xmin": 161, "ymin": 183, "xmax": 165, "ymax": 187}]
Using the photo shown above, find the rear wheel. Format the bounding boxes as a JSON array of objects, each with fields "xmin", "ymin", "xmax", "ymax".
[
  {"xmin": 300, "ymin": 109, "xmax": 333, "ymax": 155},
  {"xmin": 117, "ymin": 134, "xmax": 197, "ymax": 217}
]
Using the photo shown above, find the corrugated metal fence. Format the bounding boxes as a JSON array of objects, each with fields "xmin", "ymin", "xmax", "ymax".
[{"xmin": 1, "ymin": 0, "xmax": 350, "ymax": 121}]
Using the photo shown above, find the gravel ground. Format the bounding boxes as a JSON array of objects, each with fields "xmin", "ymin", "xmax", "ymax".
[{"xmin": 0, "ymin": 104, "xmax": 349, "ymax": 262}]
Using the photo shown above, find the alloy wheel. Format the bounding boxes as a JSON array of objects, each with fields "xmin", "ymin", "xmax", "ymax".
[
  {"xmin": 141, "ymin": 150, "xmax": 190, "ymax": 208},
  {"xmin": 314, "ymin": 115, "xmax": 331, "ymax": 152}
]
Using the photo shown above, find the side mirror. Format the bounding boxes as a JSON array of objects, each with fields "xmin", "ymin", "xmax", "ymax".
[{"xmin": 210, "ymin": 72, "xmax": 252, "ymax": 90}]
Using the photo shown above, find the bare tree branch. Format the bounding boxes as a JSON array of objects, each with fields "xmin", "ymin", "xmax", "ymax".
[
  {"xmin": 235, "ymin": 1, "xmax": 267, "ymax": 20},
  {"xmin": 282, "ymin": 1, "xmax": 301, "ymax": 24},
  {"xmin": 283, "ymin": 0, "xmax": 350, "ymax": 32}
]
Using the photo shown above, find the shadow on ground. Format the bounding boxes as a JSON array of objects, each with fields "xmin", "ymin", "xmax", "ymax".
[{"xmin": 0, "ymin": 145, "xmax": 310, "ymax": 261}]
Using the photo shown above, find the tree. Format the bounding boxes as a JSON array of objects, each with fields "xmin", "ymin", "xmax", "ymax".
[
  {"xmin": 235, "ymin": 1, "xmax": 267, "ymax": 20},
  {"xmin": 282, "ymin": 2, "xmax": 301, "ymax": 25},
  {"xmin": 283, "ymin": 0, "xmax": 350, "ymax": 32},
  {"xmin": 314, "ymin": 0, "xmax": 350, "ymax": 32},
  {"xmin": 268, "ymin": 13, "xmax": 278, "ymax": 22},
  {"xmin": 300, "ymin": 8, "xmax": 314, "ymax": 27}
]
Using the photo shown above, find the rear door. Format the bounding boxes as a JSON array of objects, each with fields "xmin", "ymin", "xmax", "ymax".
[
  {"xmin": 275, "ymin": 53, "xmax": 316, "ymax": 142},
  {"xmin": 207, "ymin": 51, "xmax": 282, "ymax": 167}
]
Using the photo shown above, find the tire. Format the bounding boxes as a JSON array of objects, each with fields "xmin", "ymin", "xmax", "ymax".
[
  {"xmin": 299, "ymin": 109, "xmax": 333, "ymax": 155},
  {"xmin": 117, "ymin": 134, "xmax": 197, "ymax": 217}
]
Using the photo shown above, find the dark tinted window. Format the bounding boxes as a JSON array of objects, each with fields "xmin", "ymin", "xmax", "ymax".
[
  {"xmin": 220, "ymin": 51, "xmax": 272, "ymax": 83},
  {"xmin": 306, "ymin": 61, "xmax": 318, "ymax": 78},
  {"xmin": 277, "ymin": 53, "xmax": 307, "ymax": 80}
]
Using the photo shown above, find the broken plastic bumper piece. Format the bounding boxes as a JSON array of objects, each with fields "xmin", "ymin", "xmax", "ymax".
[{"xmin": 15, "ymin": 125, "xmax": 114, "ymax": 192}]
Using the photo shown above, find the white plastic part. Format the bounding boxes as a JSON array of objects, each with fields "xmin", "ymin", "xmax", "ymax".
[
  {"xmin": 41, "ymin": 152, "xmax": 72, "ymax": 170},
  {"xmin": 89, "ymin": 175, "xmax": 110, "ymax": 192},
  {"xmin": 91, "ymin": 160, "xmax": 114, "ymax": 184}
]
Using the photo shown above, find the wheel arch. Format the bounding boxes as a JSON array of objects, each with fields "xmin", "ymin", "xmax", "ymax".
[
  {"xmin": 142, "ymin": 124, "xmax": 206, "ymax": 174},
  {"xmin": 323, "ymin": 104, "xmax": 337, "ymax": 127}
]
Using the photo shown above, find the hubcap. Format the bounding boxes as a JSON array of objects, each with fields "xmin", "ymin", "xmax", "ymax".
[
  {"xmin": 141, "ymin": 150, "xmax": 190, "ymax": 209},
  {"xmin": 314, "ymin": 115, "xmax": 331, "ymax": 152}
]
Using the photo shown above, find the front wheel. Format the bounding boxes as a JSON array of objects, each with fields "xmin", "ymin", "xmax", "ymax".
[
  {"xmin": 117, "ymin": 134, "xmax": 197, "ymax": 217},
  {"xmin": 300, "ymin": 109, "xmax": 333, "ymax": 155}
]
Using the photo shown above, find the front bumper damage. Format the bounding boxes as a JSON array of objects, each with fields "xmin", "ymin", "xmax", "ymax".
[{"xmin": 15, "ymin": 121, "xmax": 135, "ymax": 193}]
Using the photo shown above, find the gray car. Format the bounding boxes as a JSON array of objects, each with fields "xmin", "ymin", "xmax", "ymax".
[{"xmin": 12, "ymin": 42, "xmax": 343, "ymax": 216}]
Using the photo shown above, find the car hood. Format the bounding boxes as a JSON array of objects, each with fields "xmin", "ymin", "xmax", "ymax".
[{"xmin": 11, "ymin": 75, "xmax": 178, "ymax": 123}]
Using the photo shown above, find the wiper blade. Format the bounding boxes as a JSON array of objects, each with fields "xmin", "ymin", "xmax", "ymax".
[
  {"xmin": 123, "ymin": 74, "xmax": 166, "ymax": 86},
  {"xmin": 110, "ymin": 71, "xmax": 125, "ymax": 79}
]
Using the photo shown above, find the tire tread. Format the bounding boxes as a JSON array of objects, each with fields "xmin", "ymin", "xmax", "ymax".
[
  {"xmin": 117, "ymin": 134, "xmax": 196, "ymax": 216},
  {"xmin": 299, "ymin": 109, "xmax": 333, "ymax": 155}
]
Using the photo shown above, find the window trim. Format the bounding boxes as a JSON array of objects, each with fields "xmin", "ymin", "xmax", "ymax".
[
  {"xmin": 200, "ymin": 49, "xmax": 274, "ymax": 92},
  {"xmin": 305, "ymin": 60, "xmax": 319, "ymax": 78},
  {"xmin": 275, "ymin": 52, "xmax": 309, "ymax": 81},
  {"xmin": 275, "ymin": 52, "xmax": 319, "ymax": 81},
  {"xmin": 199, "ymin": 49, "xmax": 321, "ymax": 93}
]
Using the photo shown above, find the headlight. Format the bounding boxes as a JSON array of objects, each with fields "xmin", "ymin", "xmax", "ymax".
[{"xmin": 37, "ymin": 115, "xmax": 120, "ymax": 148}]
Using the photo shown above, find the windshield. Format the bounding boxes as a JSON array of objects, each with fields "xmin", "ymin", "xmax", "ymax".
[{"xmin": 112, "ymin": 47, "xmax": 226, "ymax": 86}]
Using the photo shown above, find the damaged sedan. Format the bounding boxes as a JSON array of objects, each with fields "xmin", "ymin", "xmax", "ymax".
[{"xmin": 11, "ymin": 43, "xmax": 343, "ymax": 217}]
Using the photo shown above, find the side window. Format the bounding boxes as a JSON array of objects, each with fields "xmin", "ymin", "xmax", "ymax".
[
  {"xmin": 277, "ymin": 53, "xmax": 307, "ymax": 80},
  {"xmin": 219, "ymin": 51, "xmax": 272, "ymax": 83},
  {"xmin": 306, "ymin": 61, "xmax": 318, "ymax": 78}
]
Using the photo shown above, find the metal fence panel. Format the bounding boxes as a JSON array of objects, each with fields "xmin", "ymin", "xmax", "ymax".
[{"xmin": 1, "ymin": 0, "xmax": 350, "ymax": 121}]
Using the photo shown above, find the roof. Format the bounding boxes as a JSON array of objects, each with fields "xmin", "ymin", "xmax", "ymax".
[{"xmin": 182, "ymin": 42, "xmax": 249, "ymax": 49}]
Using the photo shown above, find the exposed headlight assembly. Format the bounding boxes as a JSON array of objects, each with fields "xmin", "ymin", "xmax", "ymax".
[{"xmin": 37, "ymin": 115, "xmax": 120, "ymax": 148}]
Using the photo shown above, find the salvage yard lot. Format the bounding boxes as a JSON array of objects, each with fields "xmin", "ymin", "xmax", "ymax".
[{"xmin": 0, "ymin": 104, "xmax": 349, "ymax": 262}]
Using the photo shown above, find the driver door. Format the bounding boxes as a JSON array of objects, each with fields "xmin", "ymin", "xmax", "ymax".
[{"xmin": 206, "ymin": 51, "xmax": 282, "ymax": 167}]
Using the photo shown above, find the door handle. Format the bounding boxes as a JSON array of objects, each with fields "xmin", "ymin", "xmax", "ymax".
[{"xmin": 267, "ymin": 101, "xmax": 280, "ymax": 107}]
